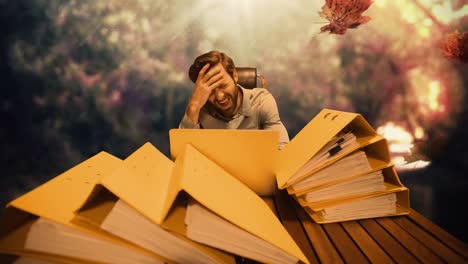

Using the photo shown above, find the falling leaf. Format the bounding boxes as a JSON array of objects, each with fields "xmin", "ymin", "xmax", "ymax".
[
  {"xmin": 441, "ymin": 31, "xmax": 468, "ymax": 64},
  {"xmin": 319, "ymin": 0, "xmax": 373, "ymax": 35}
]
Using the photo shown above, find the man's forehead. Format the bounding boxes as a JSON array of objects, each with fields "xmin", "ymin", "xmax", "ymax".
[
  {"xmin": 208, "ymin": 63, "xmax": 236, "ymax": 83},
  {"xmin": 210, "ymin": 63, "xmax": 227, "ymax": 73}
]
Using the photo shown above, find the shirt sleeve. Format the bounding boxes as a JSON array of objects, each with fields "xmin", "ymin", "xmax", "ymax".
[
  {"xmin": 179, "ymin": 113, "xmax": 201, "ymax": 129},
  {"xmin": 258, "ymin": 92, "xmax": 290, "ymax": 150}
]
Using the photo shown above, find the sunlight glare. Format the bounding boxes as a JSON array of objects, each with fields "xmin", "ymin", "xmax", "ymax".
[
  {"xmin": 428, "ymin": 80, "xmax": 443, "ymax": 112},
  {"xmin": 409, "ymin": 69, "xmax": 446, "ymax": 116},
  {"xmin": 417, "ymin": 26, "xmax": 430, "ymax": 38},
  {"xmin": 432, "ymin": 1, "xmax": 468, "ymax": 24},
  {"xmin": 375, "ymin": 0, "xmax": 387, "ymax": 8},
  {"xmin": 376, "ymin": 122, "xmax": 431, "ymax": 171},
  {"xmin": 414, "ymin": 126, "xmax": 425, "ymax": 140}
]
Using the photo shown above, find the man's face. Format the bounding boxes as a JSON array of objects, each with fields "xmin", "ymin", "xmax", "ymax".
[{"xmin": 206, "ymin": 65, "xmax": 240, "ymax": 118}]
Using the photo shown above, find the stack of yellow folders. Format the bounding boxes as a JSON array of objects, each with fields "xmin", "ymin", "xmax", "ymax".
[
  {"xmin": 275, "ymin": 108, "xmax": 410, "ymax": 223},
  {"xmin": 0, "ymin": 107, "xmax": 409, "ymax": 263},
  {"xmin": 0, "ymin": 141, "xmax": 308, "ymax": 263},
  {"xmin": 170, "ymin": 108, "xmax": 410, "ymax": 224}
]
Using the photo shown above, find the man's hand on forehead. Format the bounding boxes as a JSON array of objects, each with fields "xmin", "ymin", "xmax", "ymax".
[
  {"xmin": 202, "ymin": 64, "xmax": 224, "ymax": 85},
  {"xmin": 188, "ymin": 63, "xmax": 226, "ymax": 111}
]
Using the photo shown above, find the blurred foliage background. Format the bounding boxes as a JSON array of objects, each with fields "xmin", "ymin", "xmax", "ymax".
[{"xmin": 1, "ymin": 0, "xmax": 467, "ymax": 242}]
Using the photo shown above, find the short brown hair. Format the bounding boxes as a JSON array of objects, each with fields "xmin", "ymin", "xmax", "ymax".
[{"xmin": 188, "ymin": 50, "xmax": 236, "ymax": 83}]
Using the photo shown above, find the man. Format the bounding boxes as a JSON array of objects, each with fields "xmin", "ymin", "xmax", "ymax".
[{"xmin": 179, "ymin": 50, "xmax": 289, "ymax": 150}]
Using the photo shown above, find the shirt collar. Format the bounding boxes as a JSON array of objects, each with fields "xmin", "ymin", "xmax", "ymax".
[{"xmin": 237, "ymin": 84, "xmax": 253, "ymax": 117}]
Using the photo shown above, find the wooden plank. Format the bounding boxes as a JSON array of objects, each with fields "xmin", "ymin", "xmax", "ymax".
[
  {"xmin": 294, "ymin": 203, "xmax": 344, "ymax": 264},
  {"xmin": 0, "ymin": 254, "xmax": 18, "ymax": 264},
  {"xmin": 322, "ymin": 222, "xmax": 370, "ymax": 263},
  {"xmin": 359, "ymin": 219, "xmax": 420, "ymax": 263},
  {"xmin": 377, "ymin": 217, "xmax": 445, "ymax": 264},
  {"xmin": 407, "ymin": 209, "xmax": 468, "ymax": 259},
  {"xmin": 393, "ymin": 216, "xmax": 467, "ymax": 263},
  {"xmin": 274, "ymin": 191, "xmax": 320, "ymax": 263},
  {"xmin": 341, "ymin": 221, "xmax": 393, "ymax": 263}
]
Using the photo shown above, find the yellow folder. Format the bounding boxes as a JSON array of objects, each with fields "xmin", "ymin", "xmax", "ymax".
[
  {"xmin": 288, "ymin": 136, "xmax": 393, "ymax": 196},
  {"xmin": 169, "ymin": 129, "xmax": 279, "ymax": 196},
  {"xmin": 0, "ymin": 151, "xmax": 169, "ymax": 264},
  {"xmin": 0, "ymin": 251, "xmax": 92, "ymax": 264},
  {"xmin": 275, "ymin": 108, "xmax": 378, "ymax": 188},
  {"xmin": 76, "ymin": 142, "xmax": 308, "ymax": 264},
  {"xmin": 304, "ymin": 189, "xmax": 410, "ymax": 224},
  {"xmin": 296, "ymin": 165, "xmax": 409, "ymax": 211}
]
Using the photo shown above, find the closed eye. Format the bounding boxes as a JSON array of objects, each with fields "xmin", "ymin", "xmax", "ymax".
[{"xmin": 211, "ymin": 84, "xmax": 227, "ymax": 94}]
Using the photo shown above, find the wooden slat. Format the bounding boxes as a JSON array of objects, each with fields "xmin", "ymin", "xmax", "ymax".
[
  {"xmin": 0, "ymin": 254, "xmax": 17, "ymax": 264},
  {"xmin": 359, "ymin": 219, "xmax": 420, "ymax": 263},
  {"xmin": 294, "ymin": 203, "xmax": 344, "ymax": 264},
  {"xmin": 322, "ymin": 222, "xmax": 370, "ymax": 263},
  {"xmin": 341, "ymin": 221, "xmax": 393, "ymax": 263},
  {"xmin": 271, "ymin": 193, "xmax": 468, "ymax": 264},
  {"xmin": 407, "ymin": 209, "xmax": 468, "ymax": 259},
  {"xmin": 377, "ymin": 217, "xmax": 445, "ymax": 264},
  {"xmin": 393, "ymin": 216, "xmax": 467, "ymax": 263},
  {"xmin": 274, "ymin": 191, "xmax": 319, "ymax": 263}
]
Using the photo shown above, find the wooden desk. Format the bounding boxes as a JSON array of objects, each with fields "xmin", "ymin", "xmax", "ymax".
[{"xmin": 266, "ymin": 190, "xmax": 468, "ymax": 264}]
